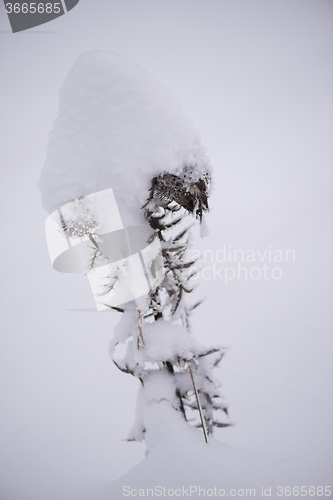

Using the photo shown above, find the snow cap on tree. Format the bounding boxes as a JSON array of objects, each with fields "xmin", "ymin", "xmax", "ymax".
[{"xmin": 38, "ymin": 50, "xmax": 210, "ymax": 225}]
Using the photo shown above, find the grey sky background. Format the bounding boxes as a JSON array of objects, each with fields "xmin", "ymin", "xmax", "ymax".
[{"xmin": 0, "ymin": 1, "xmax": 332, "ymax": 499}]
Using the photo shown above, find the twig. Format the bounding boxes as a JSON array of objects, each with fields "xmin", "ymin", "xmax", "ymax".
[
  {"xmin": 188, "ymin": 361, "xmax": 208, "ymax": 444},
  {"xmin": 138, "ymin": 310, "xmax": 145, "ymax": 347},
  {"xmin": 88, "ymin": 234, "xmax": 99, "ymax": 248}
]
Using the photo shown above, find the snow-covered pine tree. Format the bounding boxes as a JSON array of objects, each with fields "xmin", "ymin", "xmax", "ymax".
[
  {"xmin": 38, "ymin": 50, "xmax": 230, "ymax": 446},
  {"xmin": 110, "ymin": 165, "xmax": 230, "ymax": 443}
]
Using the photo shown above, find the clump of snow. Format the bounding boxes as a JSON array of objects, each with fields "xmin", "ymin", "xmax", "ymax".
[
  {"xmin": 143, "ymin": 372, "xmax": 179, "ymax": 411},
  {"xmin": 38, "ymin": 50, "xmax": 210, "ymax": 226},
  {"xmin": 142, "ymin": 321, "xmax": 202, "ymax": 362},
  {"xmin": 109, "ymin": 306, "xmax": 211, "ymax": 368},
  {"xmin": 126, "ymin": 375, "xmax": 181, "ymax": 444}
]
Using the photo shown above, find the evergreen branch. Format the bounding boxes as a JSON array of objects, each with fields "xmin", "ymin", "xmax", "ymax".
[
  {"xmin": 170, "ymin": 260, "xmax": 196, "ymax": 270},
  {"xmin": 112, "ymin": 359, "xmax": 135, "ymax": 376},
  {"xmin": 189, "ymin": 300, "xmax": 202, "ymax": 310},
  {"xmin": 212, "ymin": 421, "xmax": 232, "ymax": 428},
  {"xmin": 198, "ymin": 348, "xmax": 220, "ymax": 358},
  {"xmin": 101, "ymin": 304, "xmax": 125, "ymax": 313},
  {"xmin": 173, "ymin": 227, "xmax": 190, "ymax": 242}
]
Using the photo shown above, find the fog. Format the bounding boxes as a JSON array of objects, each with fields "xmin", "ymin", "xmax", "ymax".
[{"xmin": 0, "ymin": 1, "xmax": 332, "ymax": 499}]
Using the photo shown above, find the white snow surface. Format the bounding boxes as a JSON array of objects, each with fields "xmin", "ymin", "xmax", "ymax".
[
  {"xmin": 38, "ymin": 51, "xmax": 210, "ymax": 226},
  {"xmin": 85, "ymin": 402, "xmax": 327, "ymax": 500}
]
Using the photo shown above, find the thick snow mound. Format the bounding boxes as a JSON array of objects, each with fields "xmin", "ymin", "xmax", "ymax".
[
  {"xmin": 143, "ymin": 321, "xmax": 203, "ymax": 362},
  {"xmin": 38, "ymin": 51, "xmax": 210, "ymax": 225},
  {"xmin": 85, "ymin": 402, "xmax": 324, "ymax": 500}
]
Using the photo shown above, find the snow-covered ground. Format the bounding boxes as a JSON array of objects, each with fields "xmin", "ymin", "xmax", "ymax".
[{"xmin": 88, "ymin": 402, "xmax": 331, "ymax": 500}]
